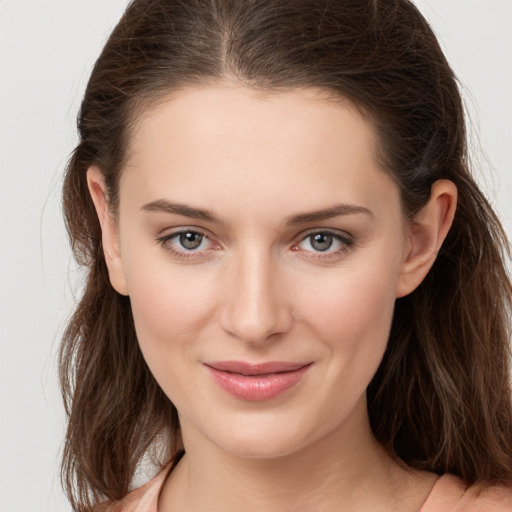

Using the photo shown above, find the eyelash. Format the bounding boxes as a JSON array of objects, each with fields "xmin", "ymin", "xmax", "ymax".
[
  {"xmin": 156, "ymin": 229, "xmax": 218, "ymax": 261},
  {"xmin": 293, "ymin": 229, "xmax": 355, "ymax": 260},
  {"xmin": 155, "ymin": 229, "xmax": 355, "ymax": 261}
]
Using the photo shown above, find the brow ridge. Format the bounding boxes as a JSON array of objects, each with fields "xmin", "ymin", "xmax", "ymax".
[
  {"xmin": 140, "ymin": 199, "xmax": 222, "ymax": 223},
  {"xmin": 141, "ymin": 199, "xmax": 372, "ymax": 225},
  {"xmin": 286, "ymin": 204, "xmax": 373, "ymax": 225}
]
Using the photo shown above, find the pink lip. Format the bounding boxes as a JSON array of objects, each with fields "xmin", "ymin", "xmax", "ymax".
[{"xmin": 204, "ymin": 361, "xmax": 312, "ymax": 401}]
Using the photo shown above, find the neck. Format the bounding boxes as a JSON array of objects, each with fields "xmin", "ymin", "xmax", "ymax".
[{"xmin": 160, "ymin": 400, "xmax": 435, "ymax": 512}]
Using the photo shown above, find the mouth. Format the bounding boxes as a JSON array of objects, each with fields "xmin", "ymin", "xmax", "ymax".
[{"xmin": 204, "ymin": 361, "xmax": 313, "ymax": 401}]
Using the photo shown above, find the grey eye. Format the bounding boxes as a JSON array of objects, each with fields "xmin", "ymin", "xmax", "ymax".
[
  {"xmin": 179, "ymin": 231, "xmax": 203, "ymax": 250},
  {"xmin": 310, "ymin": 233, "xmax": 333, "ymax": 252}
]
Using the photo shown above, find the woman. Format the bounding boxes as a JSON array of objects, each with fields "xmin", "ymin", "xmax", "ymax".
[{"xmin": 59, "ymin": 0, "xmax": 512, "ymax": 510}]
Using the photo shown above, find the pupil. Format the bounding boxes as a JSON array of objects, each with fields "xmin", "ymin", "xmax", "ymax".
[
  {"xmin": 311, "ymin": 233, "xmax": 333, "ymax": 251},
  {"xmin": 180, "ymin": 232, "xmax": 202, "ymax": 250}
]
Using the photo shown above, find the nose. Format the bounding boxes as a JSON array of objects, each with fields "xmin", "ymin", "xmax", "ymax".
[{"xmin": 220, "ymin": 248, "xmax": 292, "ymax": 344}]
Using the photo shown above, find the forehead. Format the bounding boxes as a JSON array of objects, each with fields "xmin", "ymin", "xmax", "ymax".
[
  {"xmin": 120, "ymin": 83, "xmax": 399, "ymax": 220},
  {"xmin": 127, "ymin": 83, "xmax": 376, "ymax": 164}
]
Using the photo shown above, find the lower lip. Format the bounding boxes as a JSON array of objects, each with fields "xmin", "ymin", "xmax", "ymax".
[{"xmin": 205, "ymin": 364, "xmax": 312, "ymax": 401}]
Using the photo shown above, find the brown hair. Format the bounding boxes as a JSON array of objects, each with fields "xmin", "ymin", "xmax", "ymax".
[{"xmin": 60, "ymin": 0, "xmax": 512, "ymax": 509}]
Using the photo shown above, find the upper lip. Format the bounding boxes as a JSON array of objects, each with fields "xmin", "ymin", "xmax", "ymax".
[{"xmin": 204, "ymin": 361, "xmax": 312, "ymax": 376}]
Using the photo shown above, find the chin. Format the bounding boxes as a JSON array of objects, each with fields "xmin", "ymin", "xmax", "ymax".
[
  {"xmin": 220, "ymin": 438, "xmax": 306, "ymax": 460},
  {"xmin": 201, "ymin": 411, "xmax": 324, "ymax": 461}
]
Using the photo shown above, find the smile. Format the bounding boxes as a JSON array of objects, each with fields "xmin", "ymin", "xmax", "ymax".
[{"xmin": 204, "ymin": 361, "xmax": 313, "ymax": 401}]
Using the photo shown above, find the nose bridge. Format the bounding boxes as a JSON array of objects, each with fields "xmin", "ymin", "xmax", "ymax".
[{"xmin": 221, "ymin": 244, "xmax": 290, "ymax": 343}]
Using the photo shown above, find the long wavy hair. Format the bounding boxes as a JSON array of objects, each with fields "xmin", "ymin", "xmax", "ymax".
[{"xmin": 60, "ymin": 0, "xmax": 512, "ymax": 510}]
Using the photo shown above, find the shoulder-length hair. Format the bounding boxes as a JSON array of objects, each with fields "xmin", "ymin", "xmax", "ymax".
[{"xmin": 60, "ymin": 0, "xmax": 512, "ymax": 509}]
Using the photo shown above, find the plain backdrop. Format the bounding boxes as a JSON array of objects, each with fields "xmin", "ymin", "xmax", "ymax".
[{"xmin": 1, "ymin": 1, "xmax": 511, "ymax": 510}]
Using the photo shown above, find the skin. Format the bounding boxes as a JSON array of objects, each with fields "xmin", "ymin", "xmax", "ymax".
[{"xmin": 88, "ymin": 83, "xmax": 457, "ymax": 511}]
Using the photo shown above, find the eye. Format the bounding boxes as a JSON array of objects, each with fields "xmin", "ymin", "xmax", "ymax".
[
  {"xmin": 308, "ymin": 233, "xmax": 335, "ymax": 252},
  {"xmin": 294, "ymin": 230, "xmax": 354, "ymax": 256},
  {"xmin": 156, "ymin": 229, "xmax": 218, "ymax": 259},
  {"xmin": 178, "ymin": 231, "xmax": 205, "ymax": 250}
]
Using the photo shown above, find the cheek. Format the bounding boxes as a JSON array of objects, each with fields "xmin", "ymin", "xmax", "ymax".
[
  {"xmin": 123, "ymin": 259, "xmax": 222, "ymax": 407},
  {"xmin": 123, "ymin": 254, "xmax": 219, "ymax": 354},
  {"xmin": 296, "ymin": 261, "xmax": 398, "ymax": 368}
]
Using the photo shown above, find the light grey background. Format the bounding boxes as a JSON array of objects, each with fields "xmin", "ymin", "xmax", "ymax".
[{"xmin": 1, "ymin": 1, "xmax": 511, "ymax": 510}]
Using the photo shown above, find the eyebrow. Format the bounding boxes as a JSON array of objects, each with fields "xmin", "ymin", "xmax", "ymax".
[
  {"xmin": 285, "ymin": 204, "xmax": 373, "ymax": 225},
  {"xmin": 141, "ymin": 199, "xmax": 224, "ymax": 224},
  {"xmin": 140, "ymin": 199, "xmax": 372, "ymax": 225}
]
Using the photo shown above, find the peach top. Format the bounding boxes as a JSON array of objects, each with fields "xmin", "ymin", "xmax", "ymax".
[{"xmin": 100, "ymin": 470, "xmax": 512, "ymax": 511}]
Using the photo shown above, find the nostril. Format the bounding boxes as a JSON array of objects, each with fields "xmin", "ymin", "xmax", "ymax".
[
  {"xmin": 219, "ymin": 255, "xmax": 293, "ymax": 342},
  {"xmin": 220, "ymin": 302, "xmax": 292, "ymax": 343}
]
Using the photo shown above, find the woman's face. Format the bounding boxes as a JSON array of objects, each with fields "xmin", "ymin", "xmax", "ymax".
[{"xmin": 101, "ymin": 84, "xmax": 416, "ymax": 458}]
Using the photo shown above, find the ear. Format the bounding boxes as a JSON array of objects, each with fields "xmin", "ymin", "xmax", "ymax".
[
  {"xmin": 86, "ymin": 166, "xmax": 129, "ymax": 296},
  {"xmin": 396, "ymin": 179, "xmax": 457, "ymax": 298}
]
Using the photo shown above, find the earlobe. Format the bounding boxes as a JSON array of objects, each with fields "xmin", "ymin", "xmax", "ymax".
[
  {"xmin": 396, "ymin": 179, "xmax": 457, "ymax": 298},
  {"xmin": 86, "ymin": 166, "xmax": 129, "ymax": 296}
]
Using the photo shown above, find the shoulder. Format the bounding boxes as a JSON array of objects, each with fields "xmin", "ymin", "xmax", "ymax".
[
  {"xmin": 421, "ymin": 474, "xmax": 512, "ymax": 512},
  {"xmin": 95, "ymin": 465, "xmax": 172, "ymax": 512}
]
